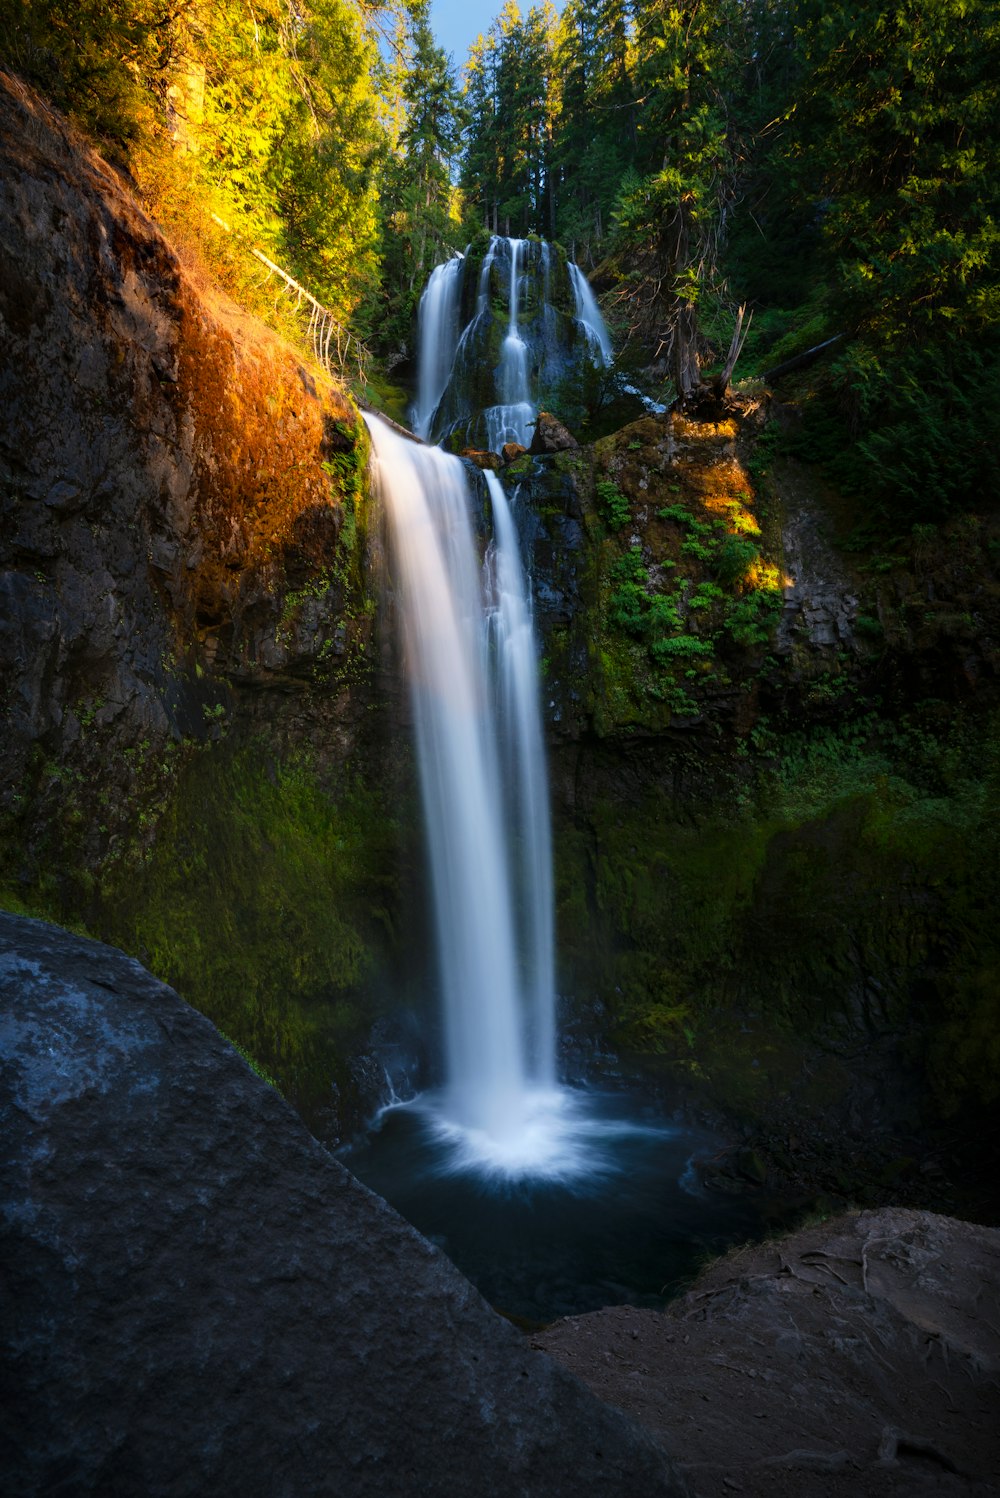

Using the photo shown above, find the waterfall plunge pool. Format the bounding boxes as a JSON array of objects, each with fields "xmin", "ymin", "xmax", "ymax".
[{"xmin": 343, "ymin": 1083, "xmax": 766, "ymax": 1323}]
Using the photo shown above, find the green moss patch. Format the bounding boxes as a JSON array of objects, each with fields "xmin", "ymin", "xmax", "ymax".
[
  {"xmin": 556, "ymin": 705, "xmax": 1000, "ymax": 1124},
  {"xmin": 102, "ymin": 744, "xmax": 400, "ymax": 1118}
]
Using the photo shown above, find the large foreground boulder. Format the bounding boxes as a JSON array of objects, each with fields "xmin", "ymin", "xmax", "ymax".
[{"xmin": 0, "ymin": 912, "xmax": 689, "ymax": 1498}]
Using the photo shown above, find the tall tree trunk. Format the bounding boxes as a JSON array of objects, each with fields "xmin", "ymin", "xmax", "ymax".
[{"xmin": 672, "ymin": 300, "xmax": 700, "ymax": 402}]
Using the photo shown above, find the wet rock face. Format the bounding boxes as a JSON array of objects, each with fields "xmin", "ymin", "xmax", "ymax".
[
  {"xmin": 0, "ymin": 75, "xmax": 371, "ymax": 876},
  {"xmin": 0, "ymin": 911, "xmax": 690, "ymax": 1498}
]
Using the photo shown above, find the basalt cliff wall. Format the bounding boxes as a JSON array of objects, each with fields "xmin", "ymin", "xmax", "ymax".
[
  {"xmin": 0, "ymin": 68, "xmax": 380, "ymax": 871},
  {"xmin": 506, "ymin": 386, "xmax": 1000, "ymax": 1219},
  {"xmin": 0, "ymin": 73, "xmax": 413, "ymax": 1132}
]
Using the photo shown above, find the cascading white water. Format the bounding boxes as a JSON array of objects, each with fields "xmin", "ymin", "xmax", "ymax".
[
  {"xmin": 486, "ymin": 238, "xmax": 535, "ymax": 452},
  {"xmin": 359, "ymin": 240, "xmax": 649, "ymax": 1179},
  {"xmin": 412, "ymin": 254, "xmax": 465, "ymax": 440},
  {"xmin": 569, "ymin": 262, "xmax": 614, "ymax": 366},
  {"xmin": 422, "ymin": 237, "xmax": 616, "ymax": 454},
  {"xmin": 365, "ymin": 413, "xmax": 560, "ymax": 1166},
  {"xmin": 484, "ymin": 469, "xmax": 555, "ymax": 1085}
]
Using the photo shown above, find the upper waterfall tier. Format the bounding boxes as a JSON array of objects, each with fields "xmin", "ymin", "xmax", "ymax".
[{"xmin": 413, "ymin": 237, "xmax": 611, "ymax": 452}]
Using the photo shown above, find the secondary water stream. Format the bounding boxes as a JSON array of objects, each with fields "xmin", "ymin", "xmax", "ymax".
[{"xmin": 352, "ymin": 241, "xmax": 766, "ymax": 1319}]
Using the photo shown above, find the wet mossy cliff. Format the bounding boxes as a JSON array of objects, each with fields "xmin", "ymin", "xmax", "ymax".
[
  {"xmin": 0, "ymin": 74, "xmax": 410, "ymax": 1134},
  {"xmin": 508, "ymin": 400, "xmax": 1000, "ymax": 1218}
]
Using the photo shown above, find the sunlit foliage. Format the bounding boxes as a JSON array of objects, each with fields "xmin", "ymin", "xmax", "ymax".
[{"xmin": 0, "ymin": 0, "xmax": 386, "ymax": 324}]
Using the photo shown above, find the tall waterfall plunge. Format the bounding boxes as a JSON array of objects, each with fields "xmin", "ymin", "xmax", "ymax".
[
  {"xmin": 350, "ymin": 247, "xmax": 769, "ymax": 1310},
  {"xmin": 365, "ymin": 415, "xmax": 561, "ymax": 1172}
]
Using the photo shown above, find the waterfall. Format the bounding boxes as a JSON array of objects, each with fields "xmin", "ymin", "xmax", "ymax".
[
  {"xmin": 484, "ymin": 469, "xmax": 555, "ymax": 1085},
  {"xmin": 422, "ymin": 237, "xmax": 614, "ymax": 453},
  {"xmin": 365, "ymin": 415, "xmax": 557, "ymax": 1160},
  {"xmin": 412, "ymin": 254, "xmax": 465, "ymax": 441},
  {"xmin": 485, "ymin": 238, "xmax": 534, "ymax": 452},
  {"xmin": 569, "ymin": 263, "xmax": 613, "ymax": 366},
  {"xmin": 349, "ymin": 243, "xmax": 719, "ymax": 1281},
  {"xmin": 361, "ymin": 238, "xmax": 623, "ymax": 1176}
]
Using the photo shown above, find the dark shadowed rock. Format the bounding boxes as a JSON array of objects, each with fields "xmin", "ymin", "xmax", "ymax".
[
  {"xmin": 537, "ymin": 1209, "xmax": 1000, "ymax": 1498},
  {"xmin": 0, "ymin": 912, "xmax": 690, "ymax": 1498},
  {"xmin": 529, "ymin": 412, "xmax": 578, "ymax": 455}
]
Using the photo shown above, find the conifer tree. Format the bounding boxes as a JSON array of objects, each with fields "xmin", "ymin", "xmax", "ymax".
[
  {"xmin": 462, "ymin": 31, "xmax": 501, "ymax": 230},
  {"xmin": 612, "ymin": 0, "xmax": 743, "ymax": 399},
  {"xmin": 551, "ymin": 0, "xmax": 604, "ymax": 257},
  {"xmin": 372, "ymin": 0, "xmax": 466, "ymax": 349},
  {"xmin": 785, "ymin": 0, "xmax": 1000, "ymax": 510},
  {"xmin": 459, "ymin": 1, "xmax": 554, "ymax": 235}
]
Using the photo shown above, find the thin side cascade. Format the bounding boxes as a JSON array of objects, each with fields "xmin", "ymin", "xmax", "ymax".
[
  {"xmin": 366, "ymin": 413, "xmax": 557, "ymax": 1149},
  {"xmin": 569, "ymin": 262, "xmax": 613, "ymax": 366},
  {"xmin": 412, "ymin": 254, "xmax": 465, "ymax": 441},
  {"xmin": 484, "ymin": 469, "xmax": 556, "ymax": 1086}
]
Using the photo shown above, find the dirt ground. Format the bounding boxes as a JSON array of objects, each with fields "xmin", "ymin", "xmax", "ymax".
[{"xmin": 534, "ymin": 1208, "xmax": 1000, "ymax": 1498}]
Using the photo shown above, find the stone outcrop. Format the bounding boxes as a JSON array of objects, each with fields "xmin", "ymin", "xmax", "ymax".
[
  {"xmin": 459, "ymin": 447, "xmax": 502, "ymax": 470},
  {"xmin": 0, "ymin": 911, "xmax": 690, "ymax": 1498},
  {"xmin": 530, "ymin": 411, "xmax": 579, "ymax": 455},
  {"xmin": 537, "ymin": 1208, "xmax": 1000, "ymax": 1498}
]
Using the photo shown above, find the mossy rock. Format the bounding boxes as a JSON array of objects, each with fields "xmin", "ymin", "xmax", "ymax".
[{"xmin": 98, "ymin": 743, "xmax": 404, "ymax": 1126}]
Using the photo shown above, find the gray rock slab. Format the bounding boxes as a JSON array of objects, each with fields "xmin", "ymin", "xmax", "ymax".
[{"xmin": 0, "ymin": 912, "xmax": 689, "ymax": 1498}]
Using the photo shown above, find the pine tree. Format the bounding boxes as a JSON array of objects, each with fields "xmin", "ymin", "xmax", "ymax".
[
  {"xmin": 784, "ymin": 0, "xmax": 1000, "ymax": 511},
  {"xmin": 460, "ymin": 1, "xmax": 553, "ymax": 235},
  {"xmin": 612, "ymin": 0, "xmax": 743, "ymax": 399},
  {"xmin": 267, "ymin": 0, "xmax": 384, "ymax": 323},
  {"xmin": 461, "ymin": 31, "xmax": 501, "ymax": 230},
  {"xmin": 372, "ymin": 0, "xmax": 466, "ymax": 349}
]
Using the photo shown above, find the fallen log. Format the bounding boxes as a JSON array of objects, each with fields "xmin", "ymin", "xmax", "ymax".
[{"xmin": 764, "ymin": 333, "xmax": 843, "ymax": 383}]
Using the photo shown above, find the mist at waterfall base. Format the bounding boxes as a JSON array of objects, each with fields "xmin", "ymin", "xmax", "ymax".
[
  {"xmin": 347, "ymin": 243, "xmax": 763, "ymax": 1321},
  {"xmin": 348, "ymin": 1085, "xmax": 764, "ymax": 1321}
]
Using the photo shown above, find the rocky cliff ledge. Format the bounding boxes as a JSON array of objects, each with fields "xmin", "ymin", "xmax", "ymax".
[{"xmin": 0, "ymin": 911, "xmax": 688, "ymax": 1497}]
